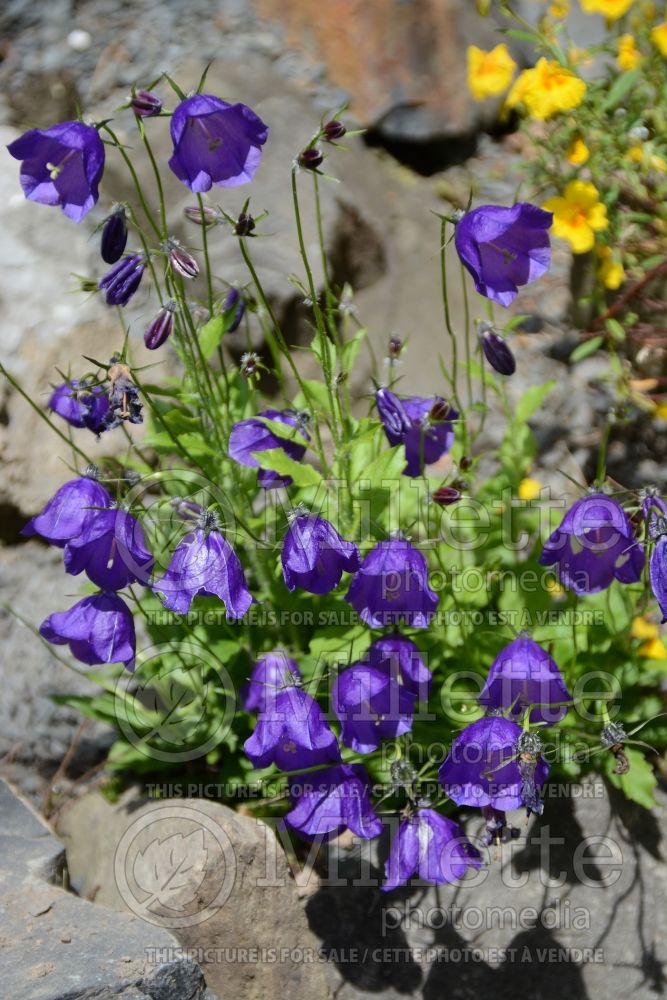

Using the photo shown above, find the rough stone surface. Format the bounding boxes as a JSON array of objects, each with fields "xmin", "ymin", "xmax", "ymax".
[
  {"xmin": 0, "ymin": 778, "xmax": 218, "ymax": 1000},
  {"xmin": 56, "ymin": 789, "xmax": 332, "ymax": 999}
]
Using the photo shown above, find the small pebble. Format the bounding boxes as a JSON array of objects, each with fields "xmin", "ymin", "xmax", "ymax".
[{"xmin": 67, "ymin": 30, "xmax": 91, "ymax": 51}]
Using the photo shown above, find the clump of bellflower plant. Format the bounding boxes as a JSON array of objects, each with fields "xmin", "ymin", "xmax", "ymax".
[{"xmin": 3, "ymin": 67, "xmax": 664, "ymax": 907}]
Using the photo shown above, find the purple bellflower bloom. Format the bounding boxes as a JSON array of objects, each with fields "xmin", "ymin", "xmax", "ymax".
[
  {"xmin": 281, "ymin": 512, "xmax": 360, "ymax": 595},
  {"xmin": 332, "ymin": 664, "xmax": 416, "ymax": 753},
  {"xmin": 368, "ymin": 635, "xmax": 432, "ymax": 701},
  {"xmin": 229, "ymin": 409, "xmax": 309, "ymax": 489},
  {"xmin": 155, "ymin": 513, "xmax": 254, "ymax": 618},
  {"xmin": 375, "ymin": 388, "xmax": 457, "ymax": 478},
  {"xmin": 647, "ymin": 502, "xmax": 667, "ymax": 622},
  {"xmin": 100, "ymin": 205, "xmax": 128, "ymax": 263},
  {"xmin": 455, "ymin": 203, "xmax": 552, "ymax": 307},
  {"xmin": 168, "ymin": 94, "xmax": 269, "ymax": 192},
  {"xmin": 22, "ymin": 470, "xmax": 111, "ymax": 546},
  {"xmin": 244, "ymin": 685, "xmax": 340, "ymax": 771},
  {"xmin": 40, "ymin": 591, "xmax": 136, "ymax": 672},
  {"xmin": 345, "ymin": 538, "xmax": 438, "ymax": 629},
  {"xmin": 102, "ymin": 362, "xmax": 143, "ymax": 429},
  {"xmin": 243, "ymin": 651, "xmax": 302, "ymax": 713},
  {"xmin": 7, "ymin": 120, "xmax": 105, "ymax": 222},
  {"xmin": 539, "ymin": 493, "xmax": 644, "ymax": 595},
  {"xmin": 479, "ymin": 635, "xmax": 571, "ymax": 725},
  {"xmin": 48, "ymin": 380, "xmax": 110, "ymax": 434},
  {"xmin": 382, "ymin": 808, "xmax": 481, "ymax": 892},
  {"xmin": 99, "ymin": 254, "xmax": 146, "ymax": 307},
  {"xmin": 64, "ymin": 506, "xmax": 154, "ymax": 590},
  {"xmin": 286, "ymin": 763, "xmax": 383, "ymax": 840},
  {"xmin": 438, "ymin": 715, "xmax": 549, "ymax": 813}
]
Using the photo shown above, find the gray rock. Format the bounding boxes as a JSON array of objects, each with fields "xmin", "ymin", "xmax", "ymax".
[{"xmin": 0, "ymin": 778, "xmax": 218, "ymax": 1000}]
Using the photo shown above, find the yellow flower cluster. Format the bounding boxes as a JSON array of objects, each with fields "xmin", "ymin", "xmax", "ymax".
[
  {"xmin": 596, "ymin": 247, "xmax": 624, "ymax": 289},
  {"xmin": 652, "ymin": 22, "xmax": 667, "ymax": 57},
  {"xmin": 617, "ymin": 33, "xmax": 642, "ymax": 69},
  {"xmin": 542, "ymin": 181, "xmax": 608, "ymax": 254},
  {"xmin": 505, "ymin": 58, "xmax": 586, "ymax": 120},
  {"xmin": 631, "ymin": 617, "xmax": 667, "ymax": 659},
  {"xmin": 581, "ymin": 0, "xmax": 635, "ymax": 18},
  {"xmin": 467, "ymin": 44, "xmax": 517, "ymax": 101}
]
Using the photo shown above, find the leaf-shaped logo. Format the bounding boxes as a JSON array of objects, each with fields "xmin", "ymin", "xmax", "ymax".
[{"xmin": 133, "ymin": 829, "xmax": 208, "ymax": 912}]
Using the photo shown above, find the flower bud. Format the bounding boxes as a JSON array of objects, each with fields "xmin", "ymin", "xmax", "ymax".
[
  {"xmin": 144, "ymin": 300, "xmax": 176, "ymax": 350},
  {"xmin": 478, "ymin": 324, "xmax": 516, "ymax": 376},
  {"xmin": 131, "ymin": 90, "xmax": 163, "ymax": 118},
  {"xmin": 184, "ymin": 205, "xmax": 220, "ymax": 227},
  {"xmin": 460, "ymin": 455, "xmax": 473, "ymax": 471},
  {"xmin": 431, "ymin": 486, "xmax": 461, "ymax": 507},
  {"xmin": 222, "ymin": 287, "xmax": 245, "ymax": 332},
  {"xmin": 164, "ymin": 240, "xmax": 199, "ymax": 279},
  {"xmin": 100, "ymin": 205, "xmax": 128, "ymax": 264},
  {"xmin": 428, "ymin": 398, "xmax": 452, "ymax": 423},
  {"xmin": 98, "ymin": 254, "xmax": 146, "ymax": 307},
  {"xmin": 388, "ymin": 336, "xmax": 403, "ymax": 360},
  {"xmin": 323, "ymin": 120, "xmax": 346, "ymax": 141},
  {"xmin": 298, "ymin": 147, "xmax": 324, "ymax": 170},
  {"xmin": 234, "ymin": 212, "xmax": 256, "ymax": 237}
]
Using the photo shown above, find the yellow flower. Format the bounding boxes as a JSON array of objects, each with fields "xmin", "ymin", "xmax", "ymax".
[
  {"xmin": 549, "ymin": 0, "xmax": 571, "ymax": 16},
  {"xmin": 598, "ymin": 257, "xmax": 624, "ymax": 289},
  {"xmin": 467, "ymin": 44, "xmax": 517, "ymax": 101},
  {"xmin": 627, "ymin": 143, "xmax": 644, "ymax": 163},
  {"xmin": 649, "ymin": 154, "xmax": 667, "ymax": 172},
  {"xmin": 566, "ymin": 136, "xmax": 590, "ymax": 165},
  {"xmin": 654, "ymin": 401, "xmax": 667, "ymax": 419},
  {"xmin": 546, "ymin": 577, "xmax": 565, "ymax": 597},
  {"xmin": 542, "ymin": 181, "xmax": 608, "ymax": 253},
  {"xmin": 505, "ymin": 58, "xmax": 586, "ymax": 120},
  {"xmin": 640, "ymin": 637, "xmax": 667, "ymax": 659},
  {"xmin": 581, "ymin": 0, "xmax": 635, "ymax": 18},
  {"xmin": 617, "ymin": 34, "xmax": 642, "ymax": 70},
  {"xmin": 518, "ymin": 477, "xmax": 542, "ymax": 501},
  {"xmin": 631, "ymin": 616, "xmax": 659, "ymax": 640},
  {"xmin": 651, "ymin": 22, "xmax": 667, "ymax": 57}
]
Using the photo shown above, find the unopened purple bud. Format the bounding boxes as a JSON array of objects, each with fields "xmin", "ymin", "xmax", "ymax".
[
  {"xmin": 223, "ymin": 287, "xmax": 245, "ymax": 332},
  {"xmin": 429, "ymin": 398, "xmax": 451, "ymax": 423},
  {"xmin": 144, "ymin": 300, "xmax": 176, "ymax": 350},
  {"xmin": 323, "ymin": 120, "xmax": 346, "ymax": 141},
  {"xmin": 131, "ymin": 90, "xmax": 163, "ymax": 118},
  {"xmin": 298, "ymin": 147, "xmax": 324, "ymax": 170},
  {"xmin": 388, "ymin": 336, "xmax": 403, "ymax": 359},
  {"xmin": 98, "ymin": 254, "xmax": 146, "ymax": 307},
  {"xmin": 165, "ymin": 241, "xmax": 199, "ymax": 280},
  {"xmin": 234, "ymin": 213, "xmax": 255, "ymax": 237},
  {"xmin": 432, "ymin": 486, "xmax": 461, "ymax": 507},
  {"xmin": 460, "ymin": 456, "xmax": 473, "ymax": 471},
  {"xmin": 479, "ymin": 324, "xmax": 516, "ymax": 376},
  {"xmin": 100, "ymin": 205, "xmax": 128, "ymax": 264},
  {"xmin": 183, "ymin": 205, "xmax": 220, "ymax": 227}
]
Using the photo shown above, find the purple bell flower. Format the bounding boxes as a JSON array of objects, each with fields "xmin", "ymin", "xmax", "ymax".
[
  {"xmin": 100, "ymin": 205, "xmax": 128, "ymax": 264},
  {"xmin": 376, "ymin": 388, "xmax": 457, "ymax": 478},
  {"xmin": 281, "ymin": 513, "xmax": 360, "ymax": 595},
  {"xmin": 22, "ymin": 471, "xmax": 111, "ymax": 546},
  {"xmin": 7, "ymin": 120, "xmax": 105, "ymax": 222},
  {"xmin": 64, "ymin": 507, "xmax": 154, "ymax": 590},
  {"xmin": 368, "ymin": 635, "xmax": 432, "ymax": 701},
  {"xmin": 332, "ymin": 664, "xmax": 416, "ymax": 753},
  {"xmin": 40, "ymin": 591, "xmax": 135, "ymax": 672},
  {"xmin": 229, "ymin": 409, "xmax": 309, "ymax": 489},
  {"xmin": 48, "ymin": 380, "xmax": 110, "ymax": 434},
  {"xmin": 455, "ymin": 203, "xmax": 552, "ymax": 307},
  {"xmin": 438, "ymin": 716, "xmax": 549, "ymax": 813},
  {"xmin": 345, "ymin": 538, "xmax": 439, "ymax": 629},
  {"xmin": 243, "ymin": 651, "xmax": 302, "ymax": 712},
  {"xmin": 539, "ymin": 493, "xmax": 644, "ymax": 595},
  {"xmin": 243, "ymin": 686, "xmax": 340, "ymax": 770},
  {"xmin": 168, "ymin": 94, "xmax": 269, "ymax": 192},
  {"xmin": 99, "ymin": 254, "xmax": 146, "ymax": 307},
  {"xmin": 222, "ymin": 287, "xmax": 245, "ymax": 332},
  {"xmin": 155, "ymin": 518, "xmax": 254, "ymax": 618},
  {"xmin": 382, "ymin": 808, "xmax": 481, "ymax": 892},
  {"xmin": 642, "ymin": 490, "xmax": 667, "ymax": 525},
  {"xmin": 286, "ymin": 764, "xmax": 383, "ymax": 840},
  {"xmin": 479, "ymin": 636, "xmax": 571, "ymax": 725},
  {"xmin": 647, "ymin": 503, "xmax": 667, "ymax": 622}
]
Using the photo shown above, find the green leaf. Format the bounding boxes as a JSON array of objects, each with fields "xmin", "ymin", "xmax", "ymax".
[
  {"xmin": 515, "ymin": 381, "xmax": 556, "ymax": 422},
  {"xmin": 602, "ymin": 69, "xmax": 641, "ymax": 112},
  {"xmin": 360, "ymin": 445, "xmax": 406, "ymax": 488},
  {"xmin": 605, "ymin": 318, "xmax": 625, "ymax": 343},
  {"xmin": 199, "ymin": 316, "xmax": 225, "ymax": 360},
  {"xmin": 340, "ymin": 328, "xmax": 367, "ymax": 374},
  {"xmin": 605, "ymin": 747, "xmax": 657, "ymax": 809},
  {"xmin": 251, "ymin": 448, "xmax": 322, "ymax": 487},
  {"xmin": 570, "ymin": 337, "xmax": 604, "ymax": 363}
]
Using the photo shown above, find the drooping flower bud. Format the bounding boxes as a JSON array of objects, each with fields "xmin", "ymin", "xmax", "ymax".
[
  {"xmin": 144, "ymin": 301, "xmax": 176, "ymax": 350},
  {"xmin": 323, "ymin": 120, "xmax": 346, "ymax": 141},
  {"xmin": 183, "ymin": 204, "xmax": 220, "ymax": 227},
  {"xmin": 100, "ymin": 205, "xmax": 128, "ymax": 264},
  {"xmin": 478, "ymin": 323, "xmax": 516, "ymax": 376},
  {"xmin": 98, "ymin": 254, "xmax": 146, "ymax": 307},
  {"xmin": 164, "ymin": 240, "xmax": 199, "ymax": 280},
  {"xmin": 431, "ymin": 486, "xmax": 461, "ymax": 507},
  {"xmin": 234, "ymin": 212, "xmax": 255, "ymax": 237},
  {"xmin": 388, "ymin": 336, "xmax": 403, "ymax": 360},
  {"xmin": 130, "ymin": 90, "xmax": 163, "ymax": 118},
  {"xmin": 298, "ymin": 147, "xmax": 324, "ymax": 170},
  {"xmin": 222, "ymin": 287, "xmax": 245, "ymax": 332},
  {"xmin": 428, "ymin": 398, "xmax": 452, "ymax": 423}
]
